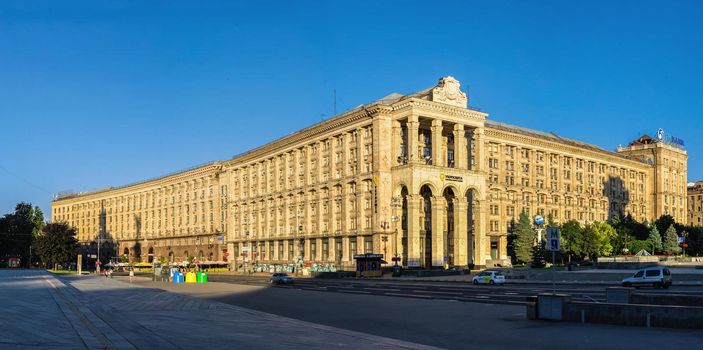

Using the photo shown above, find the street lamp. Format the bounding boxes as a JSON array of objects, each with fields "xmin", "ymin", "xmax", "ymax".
[
  {"xmin": 381, "ymin": 235, "xmax": 388, "ymax": 261},
  {"xmin": 391, "ymin": 196, "xmax": 402, "ymax": 265}
]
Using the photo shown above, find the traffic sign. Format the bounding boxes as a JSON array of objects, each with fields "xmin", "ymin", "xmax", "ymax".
[
  {"xmin": 546, "ymin": 227, "xmax": 560, "ymax": 252},
  {"xmin": 677, "ymin": 236, "xmax": 684, "ymax": 244}
]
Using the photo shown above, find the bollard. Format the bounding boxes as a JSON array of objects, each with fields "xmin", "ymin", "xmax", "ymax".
[{"xmin": 526, "ymin": 296, "xmax": 538, "ymax": 320}]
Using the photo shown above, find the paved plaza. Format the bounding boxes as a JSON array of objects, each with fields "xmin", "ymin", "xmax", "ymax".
[
  {"xmin": 3, "ymin": 269, "xmax": 703, "ymax": 350},
  {"xmin": 0, "ymin": 270, "xmax": 438, "ymax": 349}
]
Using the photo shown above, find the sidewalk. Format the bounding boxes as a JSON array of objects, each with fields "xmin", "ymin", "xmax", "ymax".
[{"xmin": 1, "ymin": 270, "xmax": 439, "ymax": 350}]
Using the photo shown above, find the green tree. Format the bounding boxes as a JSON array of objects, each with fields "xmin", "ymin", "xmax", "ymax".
[
  {"xmin": 663, "ymin": 224, "xmax": 680, "ymax": 255},
  {"xmin": 647, "ymin": 226, "xmax": 662, "ymax": 254},
  {"xmin": 581, "ymin": 224, "xmax": 599, "ymax": 260},
  {"xmin": 0, "ymin": 203, "xmax": 45, "ymax": 266},
  {"xmin": 512, "ymin": 212, "xmax": 536, "ymax": 264},
  {"xmin": 590, "ymin": 222, "xmax": 618, "ymax": 257},
  {"xmin": 33, "ymin": 222, "xmax": 78, "ymax": 268},
  {"xmin": 560, "ymin": 220, "xmax": 583, "ymax": 261},
  {"xmin": 531, "ymin": 240, "xmax": 547, "ymax": 268},
  {"xmin": 655, "ymin": 215, "xmax": 676, "ymax": 238}
]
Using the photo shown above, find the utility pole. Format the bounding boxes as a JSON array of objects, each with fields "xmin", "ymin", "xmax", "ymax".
[{"xmin": 96, "ymin": 232, "xmax": 101, "ymax": 274}]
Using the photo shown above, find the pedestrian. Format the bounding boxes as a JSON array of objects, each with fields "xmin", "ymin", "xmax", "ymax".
[{"xmin": 129, "ymin": 268, "xmax": 134, "ymax": 283}]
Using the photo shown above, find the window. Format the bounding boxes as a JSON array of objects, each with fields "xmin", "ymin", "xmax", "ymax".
[
  {"xmin": 645, "ymin": 270, "xmax": 659, "ymax": 277},
  {"xmin": 350, "ymin": 239, "xmax": 358, "ymax": 257}
]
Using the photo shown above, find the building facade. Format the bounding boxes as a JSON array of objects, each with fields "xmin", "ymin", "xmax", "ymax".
[
  {"xmin": 51, "ymin": 76, "xmax": 688, "ymax": 269},
  {"xmin": 688, "ymin": 181, "xmax": 703, "ymax": 226}
]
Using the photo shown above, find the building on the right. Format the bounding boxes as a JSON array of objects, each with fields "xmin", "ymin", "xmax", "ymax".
[
  {"xmin": 481, "ymin": 124, "xmax": 687, "ymax": 265},
  {"xmin": 688, "ymin": 181, "xmax": 703, "ymax": 226}
]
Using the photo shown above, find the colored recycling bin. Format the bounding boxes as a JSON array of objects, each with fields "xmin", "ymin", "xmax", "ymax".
[
  {"xmin": 173, "ymin": 273, "xmax": 184, "ymax": 283},
  {"xmin": 196, "ymin": 272, "xmax": 208, "ymax": 283},
  {"xmin": 185, "ymin": 272, "xmax": 197, "ymax": 283}
]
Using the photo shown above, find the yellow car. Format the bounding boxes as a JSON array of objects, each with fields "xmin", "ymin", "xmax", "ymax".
[{"xmin": 472, "ymin": 271, "xmax": 505, "ymax": 285}]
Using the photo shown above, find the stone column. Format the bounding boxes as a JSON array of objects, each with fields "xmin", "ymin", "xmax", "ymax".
[
  {"xmin": 392, "ymin": 120, "xmax": 402, "ymax": 165},
  {"xmin": 473, "ymin": 128, "xmax": 485, "ymax": 172},
  {"xmin": 431, "ymin": 119, "xmax": 444, "ymax": 167},
  {"xmin": 474, "ymin": 200, "xmax": 488, "ymax": 267},
  {"xmin": 226, "ymin": 242, "xmax": 235, "ymax": 270},
  {"xmin": 453, "ymin": 124, "xmax": 466, "ymax": 169},
  {"xmin": 406, "ymin": 195, "xmax": 421, "ymax": 268},
  {"xmin": 272, "ymin": 240, "xmax": 279, "ymax": 261},
  {"xmin": 328, "ymin": 237, "xmax": 336, "ymax": 263},
  {"xmin": 342, "ymin": 236, "xmax": 350, "ymax": 264},
  {"xmin": 316, "ymin": 237, "xmax": 324, "ymax": 261},
  {"xmin": 499, "ymin": 235, "xmax": 508, "ymax": 260},
  {"xmin": 431, "ymin": 196, "xmax": 445, "ymax": 267},
  {"xmin": 407, "ymin": 116, "xmax": 419, "ymax": 164},
  {"xmin": 452, "ymin": 199, "xmax": 468, "ymax": 267}
]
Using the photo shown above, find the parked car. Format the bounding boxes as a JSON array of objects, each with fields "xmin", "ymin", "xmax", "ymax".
[
  {"xmin": 622, "ymin": 266, "xmax": 672, "ymax": 289},
  {"xmin": 270, "ymin": 272, "xmax": 294, "ymax": 285},
  {"xmin": 472, "ymin": 271, "xmax": 505, "ymax": 285}
]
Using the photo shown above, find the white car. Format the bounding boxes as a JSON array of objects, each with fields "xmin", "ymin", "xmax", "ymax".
[
  {"xmin": 622, "ymin": 266, "xmax": 672, "ymax": 289},
  {"xmin": 472, "ymin": 271, "xmax": 505, "ymax": 285}
]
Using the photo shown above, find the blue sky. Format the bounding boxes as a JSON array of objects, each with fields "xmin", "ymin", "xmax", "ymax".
[{"xmin": 1, "ymin": 1, "xmax": 702, "ymax": 218}]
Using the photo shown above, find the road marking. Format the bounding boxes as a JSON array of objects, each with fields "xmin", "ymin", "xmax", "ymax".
[
  {"xmin": 384, "ymin": 293, "xmax": 434, "ymax": 299},
  {"xmin": 413, "ymin": 290, "xmax": 463, "ymax": 295},
  {"xmin": 363, "ymin": 288, "xmax": 402, "ymax": 292},
  {"xmin": 336, "ymin": 290, "xmax": 371, "ymax": 294}
]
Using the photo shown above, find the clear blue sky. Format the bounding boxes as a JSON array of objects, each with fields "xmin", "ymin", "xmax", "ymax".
[{"xmin": 1, "ymin": 1, "xmax": 702, "ymax": 218}]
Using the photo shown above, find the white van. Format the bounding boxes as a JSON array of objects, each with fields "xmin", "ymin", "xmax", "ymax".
[{"xmin": 621, "ymin": 266, "xmax": 672, "ymax": 289}]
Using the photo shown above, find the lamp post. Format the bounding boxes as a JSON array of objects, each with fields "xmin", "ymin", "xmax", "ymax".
[
  {"xmin": 96, "ymin": 231, "xmax": 102, "ymax": 274},
  {"xmin": 391, "ymin": 196, "xmax": 402, "ymax": 265},
  {"xmin": 295, "ymin": 208, "xmax": 303, "ymax": 274}
]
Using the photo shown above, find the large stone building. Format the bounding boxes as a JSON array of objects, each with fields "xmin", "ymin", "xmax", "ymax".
[
  {"xmin": 688, "ymin": 181, "xmax": 703, "ymax": 226},
  {"xmin": 51, "ymin": 76, "xmax": 688, "ymax": 269}
]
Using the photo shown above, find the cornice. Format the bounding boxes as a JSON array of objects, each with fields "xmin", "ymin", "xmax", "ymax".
[
  {"xmin": 485, "ymin": 127, "xmax": 651, "ymax": 171},
  {"xmin": 52, "ymin": 162, "xmax": 224, "ymax": 205},
  {"xmin": 390, "ymin": 98, "xmax": 488, "ymax": 122},
  {"xmin": 223, "ymin": 106, "xmax": 385, "ymax": 169}
]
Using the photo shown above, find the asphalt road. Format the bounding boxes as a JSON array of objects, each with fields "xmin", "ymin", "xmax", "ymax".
[
  {"xmin": 128, "ymin": 276, "xmax": 703, "ymax": 350},
  {"xmin": 207, "ymin": 274, "xmax": 703, "ymax": 305}
]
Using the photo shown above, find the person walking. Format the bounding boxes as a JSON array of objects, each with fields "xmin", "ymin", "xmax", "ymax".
[{"xmin": 129, "ymin": 267, "xmax": 134, "ymax": 283}]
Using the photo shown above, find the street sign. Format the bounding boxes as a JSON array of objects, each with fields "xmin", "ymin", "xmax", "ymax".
[
  {"xmin": 391, "ymin": 257, "xmax": 401, "ymax": 262},
  {"xmin": 90, "ymin": 254, "xmax": 97, "ymax": 259},
  {"xmin": 534, "ymin": 215, "xmax": 545, "ymax": 226},
  {"xmin": 546, "ymin": 227, "xmax": 560, "ymax": 252},
  {"xmin": 677, "ymin": 236, "xmax": 684, "ymax": 244}
]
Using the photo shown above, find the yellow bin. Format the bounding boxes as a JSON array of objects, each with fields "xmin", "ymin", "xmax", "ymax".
[{"xmin": 185, "ymin": 272, "xmax": 197, "ymax": 283}]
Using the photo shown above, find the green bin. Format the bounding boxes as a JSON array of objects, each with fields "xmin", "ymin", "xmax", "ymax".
[{"xmin": 196, "ymin": 272, "xmax": 208, "ymax": 283}]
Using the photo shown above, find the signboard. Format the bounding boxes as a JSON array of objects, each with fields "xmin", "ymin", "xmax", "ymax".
[
  {"xmin": 677, "ymin": 236, "xmax": 684, "ymax": 244},
  {"xmin": 656, "ymin": 128, "xmax": 685, "ymax": 149},
  {"xmin": 439, "ymin": 174, "xmax": 463, "ymax": 182},
  {"xmin": 391, "ymin": 257, "xmax": 401, "ymax": 262},
  {"xmin": 242, "ymin": 246, "xmax": 251, "ymax": 253},
  {"xmin": 90, "ymin": 254, "xmax": 97, "ymax": 259},
  {"xmin": 546, "ymin": 227, "xmax": 560, "ymax": 252},
  {"xmin": 217, "ymin": 235, "xmax": 225, "ymax": 242}
]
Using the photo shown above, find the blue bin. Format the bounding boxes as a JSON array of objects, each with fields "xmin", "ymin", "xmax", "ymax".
[{"xmin": 173, "ymin": 272, "xmax": 184, "ymax": 283}]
